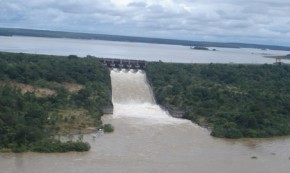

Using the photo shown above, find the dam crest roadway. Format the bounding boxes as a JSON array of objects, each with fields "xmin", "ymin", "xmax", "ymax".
[{"xmin": 98, "ymin": 58, "xmax": 147, "ymax": 70}]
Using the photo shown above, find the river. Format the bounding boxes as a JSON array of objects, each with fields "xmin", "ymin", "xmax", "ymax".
[
  {"xmin": 1, "ymin": 70, "xmax": 290, "ymax": 173},
  {"xmin": 1, "ymin": 36, "xmax": 290, "ymax": 172}
]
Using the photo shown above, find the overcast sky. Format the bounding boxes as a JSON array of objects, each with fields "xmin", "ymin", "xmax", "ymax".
[{"xmin": 1, "ymin": 0, "xmax": 290, "ymax": 46}]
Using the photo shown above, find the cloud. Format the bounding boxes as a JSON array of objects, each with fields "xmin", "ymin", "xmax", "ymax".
[
  {"xmin": 128, "ymin": 2, "xmax": 147, "ymax": 8},
  {"xmin": 0, "ymin": 0, "xmax": 290, "ymax": 46}
]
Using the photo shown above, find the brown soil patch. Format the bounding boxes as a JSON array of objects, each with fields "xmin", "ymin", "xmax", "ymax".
[
  {"xmin": 51, "ymin": 82, "xmax": 83, "ymax": 92},
  {"xmin": 0, "ymin": 81, "xmax": 83, "ymax": 96},
  {"xmin": 0, "ymin": 81, "xmax": 56, "ymax": 96}
]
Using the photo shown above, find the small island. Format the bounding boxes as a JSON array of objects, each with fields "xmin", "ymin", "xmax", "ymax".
[
  {"xmin": 265, "ymin": 54, "xmax": 290, "ymax": 60},
  {"xmin": 190, "ymin": 46, "xmax": 209, "ymax": 50}
]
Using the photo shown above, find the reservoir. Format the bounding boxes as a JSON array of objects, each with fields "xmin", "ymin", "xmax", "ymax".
[
  {"xmin": 1, "ymin": 36, "xmax": 290, "ymax": 173},
  {"xmin": 0, "ymin": 36, "xmax": 290, "ymax": 64}
]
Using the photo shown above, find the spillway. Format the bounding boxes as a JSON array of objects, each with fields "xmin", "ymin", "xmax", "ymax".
[{"xmin": 110, "ymin": 69, "xmax": 185, "ymax": 124}]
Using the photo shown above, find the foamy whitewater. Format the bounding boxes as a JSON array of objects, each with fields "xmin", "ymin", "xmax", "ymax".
[{"xmin": 110, "ymin": 69, "xmax": 187, "ymax": 125}]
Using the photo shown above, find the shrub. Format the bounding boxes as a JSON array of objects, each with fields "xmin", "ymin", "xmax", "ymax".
[
  {"xmin": 31, "ymin": 139, "xmax": 90, "ymax": 153},
  {"xmin": 102, "ymin": 124, "xmax": 114, "ymax": 133}
]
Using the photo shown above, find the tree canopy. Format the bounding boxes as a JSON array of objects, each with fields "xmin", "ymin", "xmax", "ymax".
[
  {"xmin": 0, "ymin": 52, "xmax": 112, "ymax": 152},
  {"xmin": 147, "ymin": 62, "xmax": 290, "ymax": 138}
]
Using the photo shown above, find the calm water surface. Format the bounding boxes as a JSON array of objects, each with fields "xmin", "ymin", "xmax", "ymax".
[
  {"xmin": 1, "ymin": 36, "xmax": 290, "ymax": 173},
  {"xmin": 1, "ymin": 36, "xmax": 290, "ymax": 64}
]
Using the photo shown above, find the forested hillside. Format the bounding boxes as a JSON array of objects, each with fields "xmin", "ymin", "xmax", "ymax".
[
  {"xmin": 147, "ymin": 62, "xmax": 290, "ymax": 138},
  {"xmin": 0, "ymin": 52, "xmax": 112, "ymax": 152}
]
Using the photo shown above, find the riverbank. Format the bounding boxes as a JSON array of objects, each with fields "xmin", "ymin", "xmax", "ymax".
[
  {"xmin": 0, "ymin": 52, "xmax": 112, "ymax": 152},
  {"xmin": 146, "ymin": 62, "xmax": 290, "ymax": 138}
]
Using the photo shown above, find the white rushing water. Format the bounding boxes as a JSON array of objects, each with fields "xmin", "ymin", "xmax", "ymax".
[{"xmin": 110, "ymin": 69, "xmax": 187, "ymax": 125}]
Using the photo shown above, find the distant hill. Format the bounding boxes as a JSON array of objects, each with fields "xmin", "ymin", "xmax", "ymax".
[{"xmin": 1, "ymin": 27, "xmax": 290, "ymax": 51}]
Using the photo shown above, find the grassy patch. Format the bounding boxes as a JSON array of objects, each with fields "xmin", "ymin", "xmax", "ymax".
[{"xmin": 47, "ymin": 108, "xmax": 102, "ymax": 134}]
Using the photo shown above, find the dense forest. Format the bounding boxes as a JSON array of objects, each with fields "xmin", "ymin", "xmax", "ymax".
[
  {"xmin": 147, "ymin": 62, "xmax": 290, "ymax": 138},
  {"xmin": 0, "ymin": 52, "xmax": 112, "ymax": 152}
]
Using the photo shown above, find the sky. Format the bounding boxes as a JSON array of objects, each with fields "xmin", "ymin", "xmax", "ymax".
[{"xmin": 1, "ymin": 0, "xmax": 290, "ymax": 46}]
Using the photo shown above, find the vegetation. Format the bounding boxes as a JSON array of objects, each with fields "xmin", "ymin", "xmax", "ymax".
[
  {"xmin": 31, "ymin": 140, "xmax": 90, "ymax": 153},
  {"xmin": 146, "ymin": 62, "xmax": 290, "ymax": 138},
  {"xmin": 191, "ymin": 46, "xmax": 209, "ymax": 50},
  {"xmin": 102, "ymin": 124, "xmax": 114, "ymax": 133},
  {"xmin": 0, "ymin": 52, "xmax": 112, "ymax": 152},
  {"xmin": 266, "ymin": 54, "xmax": 290, "ymax": 61}
]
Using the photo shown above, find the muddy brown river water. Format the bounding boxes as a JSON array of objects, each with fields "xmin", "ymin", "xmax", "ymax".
[{"xmin": 1, "ymin": 70, "xmax": 290, "ymax": 173}]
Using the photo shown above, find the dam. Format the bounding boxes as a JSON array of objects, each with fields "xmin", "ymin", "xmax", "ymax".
[
  {"xmin": 1, "ymin": 36, "xmax": 290, "ymax": 173},
  {"xmin": 99, "ymin": 58, "xmax": 147, "ymax": 70}
]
